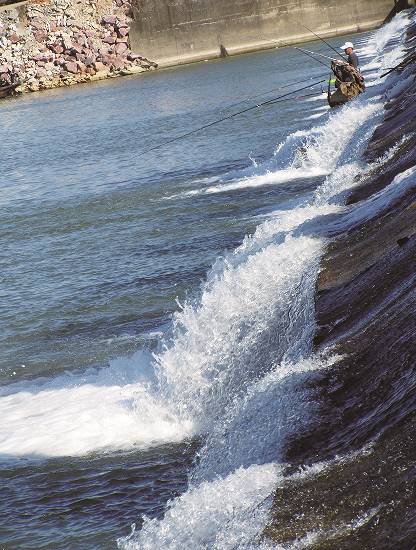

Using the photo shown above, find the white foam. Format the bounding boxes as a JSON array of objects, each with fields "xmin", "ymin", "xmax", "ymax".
[
  {"xmin": 193, "ymin": 355, "xmax": 338, "ymax": 481},
  {"xmin": 0, "ymin": 354, "xmax": 192, "ymax": 457},
  {"xmin": 1, "ymin": 11, "xmax": 411, "ymax": 548},
  {"xmin": 155, "ymin": 234, "xmax": 323, "ymax": 429},
  {"xmin": 126, "ymin": 15, "xmax": 411, "ymax": 549},
  {"xmin": 117, "ymin": 462, "xmax": 281, "ymax": 550},
  {"xmin": 189, "ymin": 97, "xmax": 383, "ymax": 197}
]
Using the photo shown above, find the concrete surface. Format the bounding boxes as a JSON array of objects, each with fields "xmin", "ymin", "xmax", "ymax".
[{"xmin": 129, "ymin": 0, "xmax": 396, "ymax": 67}]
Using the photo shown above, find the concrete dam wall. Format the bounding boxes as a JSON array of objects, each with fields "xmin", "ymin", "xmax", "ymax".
[{"xmin": 129, "ymin": 0, "xmax": 395, "ymax": 67}]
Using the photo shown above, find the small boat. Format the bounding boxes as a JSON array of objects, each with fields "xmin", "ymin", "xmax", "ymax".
[{"xmin": 0, "ymin": 81, "xmax": 20, "ymax": 99}]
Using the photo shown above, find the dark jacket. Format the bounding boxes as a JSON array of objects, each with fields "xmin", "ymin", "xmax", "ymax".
[{"xmin": 348, "ymin": 52, "xmax": 359, "ymax": 69}]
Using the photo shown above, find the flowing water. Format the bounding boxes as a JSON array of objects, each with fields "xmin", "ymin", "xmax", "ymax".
[{"xmin": 0, "ymin": 14, "xmax": 411, "ymax": 549}]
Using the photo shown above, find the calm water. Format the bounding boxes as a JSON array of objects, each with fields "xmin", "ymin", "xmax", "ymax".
[{"xmin": 0, "ymin": 19, "xmax": 407, "ymax": 549}]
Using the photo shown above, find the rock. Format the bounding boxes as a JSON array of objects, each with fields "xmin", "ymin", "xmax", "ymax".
[
  {"xmin": 0, "ymin": 72, "xmax": 10, "ymax": 83},
  {"xmin": 127, "ymin": 52, "xmax": 142, "ymax": 61},
  {"xmin": 114, "ymin": 41, "xmax": 128, "ymax": 55},
  {"xmin": 117, "ymin": 26, "xmax": 129, "ymax": 38},
  {"xmin": 30, "ymin": 18, "xmax": 43, "ymax": 30},
  {"xmin": 93, "ymin": 61, "xmax": 106, "ymax": 72},
  {"xmin": 121, "ymin": 65, "xmax": 145, "ymax": 75},
  {"xmin": 102, "ymin": 16, "xmax": 117, "ymax": 26},
  {"xmin": 112, "ymin": 57, "xmax": 125, "ymax": 70},
  {"xmin": 63, "ymin": 37, "xmax": 73, "ymax": 50},
  {"xmin": 65, "ymin": 61, "xmax": 78, "ymax": 74},
  {"xmin": 69, "ymin": 43, "xmax": 82, "ymax": 54},
  {"xmin": 103, "ymin": 35, "xmax": 116, "ymax": 45},
  {"xmin": 9, "ymin": 33, "xmax": 20, "ymax": 44},
  {"xmin": 50, "ymin": 43, "xmax": 64, "ymax": 54},
  {"xmin": 82, "ymin": 48, "xmax": 94, "ymax": 58},
  {"xmin": 36, "ymin": 67, "xmax": 47, "ymax": 78},
  {"xmin": 0, "ymin": 0, "xmax": 157, "ymax": 97},
  {"xmin": 34, "ymin": 30, "xmax": 48, "ymax": 42}
]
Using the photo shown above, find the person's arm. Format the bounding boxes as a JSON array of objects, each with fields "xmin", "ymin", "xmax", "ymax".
[{"xmin": 348, "ymin": 52, "xmax": 359, "ymax": 68}]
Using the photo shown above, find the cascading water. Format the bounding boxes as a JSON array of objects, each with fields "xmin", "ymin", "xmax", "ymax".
[
  {"xmin": 117, "ymin": 14, "xmax": 409, "ymax": 549},
  {"xmin": 0, "ymin": 10, "xmax": 410, "ymax": 550}
]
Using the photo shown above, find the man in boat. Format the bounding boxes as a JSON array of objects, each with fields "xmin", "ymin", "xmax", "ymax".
[
  {"xmin": 327, "ymin": 42, "xmax": 365, "ymax": 107},
  {"xmin": 341, "ymin": 41, "xmax": 359, "ymax": 70}
]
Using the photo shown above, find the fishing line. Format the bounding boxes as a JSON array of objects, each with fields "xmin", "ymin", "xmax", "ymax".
[
  {"xmin": 292, "ymin": 46, "xmax": 329, "ymax": 68},
  {"xmin": 224, "ymin": 72, "xmax": 328, "ymax": 110},
  {"xmin": 380, "ymin": 51, "xmax": 416, "ymax": 78},
  {"xmin": 293, "ymin": 46, "xmax": 339, "ymax": 62},
  {"xmin": 138, "ymin": 79, "xmax": 327, "ymax": 157},
  {"xmin": 301, "ymin": 24, "xmax": 348, "ymax": 62}
]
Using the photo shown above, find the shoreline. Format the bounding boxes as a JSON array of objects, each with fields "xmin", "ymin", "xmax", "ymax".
[
  {"xmin": 0, "ymin": 0, "xmax": 385, "ymax": 99},
  {"xmin": 0, "ymin": 0, "xmax": 158, "ymax": 98}
]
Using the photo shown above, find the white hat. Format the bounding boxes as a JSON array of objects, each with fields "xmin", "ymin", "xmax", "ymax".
[{"xmin": 341, "ymin": 41, "xmax": 354, "ymax": 50}]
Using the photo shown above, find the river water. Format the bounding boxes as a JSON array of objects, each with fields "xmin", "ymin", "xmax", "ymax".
[{"xmin": 0, "ymin": 16, "xmax": 409, "ymax": 549}]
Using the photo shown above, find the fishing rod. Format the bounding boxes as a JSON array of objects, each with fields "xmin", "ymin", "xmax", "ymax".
[
  {"xmin": 250, "ymin": 36, "xmax": 337, "ymax": 70},
  {"xmin": 138, "ymin": 78, "xmax": 327, "ymax": 157},
  {"xmin": 380, "ymin": 51, "xmax": 416, "ymax": 78},
  {"xmin": 293, "ymin": 46, "xmax": 340, "ymax": 63},
  {"xmin": 224, "ymin": 72, "xmax": 328, "ymax": 110},
  {"xmin": 301, "ymin": 24, "xmax": 348, "ymax": 62},
  {"xmin": 292, "ymin": 46, "xmax": 329, "ymax": 68},
  {"xmin": 265, "ymin": 90, "xmax": 325, "ymax": 105}
]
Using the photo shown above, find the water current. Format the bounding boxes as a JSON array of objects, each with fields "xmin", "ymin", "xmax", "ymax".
[{"xmin": 0, "ymin": 13, "xmax": 410, "ymax": 549}]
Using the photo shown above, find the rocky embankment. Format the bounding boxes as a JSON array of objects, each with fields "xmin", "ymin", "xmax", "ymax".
[
  {"xmin": 265, "ymin": 11, "xmax": 416, "ymax": 549},
  {"xmin": 0, "ymin": 0, "xmax": 157, "ymax": 94}
]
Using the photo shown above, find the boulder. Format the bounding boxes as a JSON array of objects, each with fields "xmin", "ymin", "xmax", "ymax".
[
  {"xmin": 65, "ymin": 61, "xmax": 78, "ymax": 74},
  {"xmin": 114, "ymin": 41, "xmax": 128, "ymax": 55},
  {"xmin": 36, "ymin": 67, "xmax": 47, "ymax": 78},
  {"xmin": 102, "ymin": 16, "xmax": 117, "ymax": 26},
  {"xmin": 93, "ymin": 61, "xmax": 106, "ymax": 72},
  {"xmin": 103, "ymin": 35, "xmax": 116, "ymax": 45},
  {"xmin": 111, "ymin": 57, "xmax": 125, "ymax": 70},
  {"xmin": 9, "ymin": 33, "xmax": 20, "ymax": 44},
  {"xmin": 63, "ymin": 37, "xmax": 73, "ymax": 50},
  {"xmin": 50, "ymin": 43, "xmax": 64, "ymax": 54},
  {"xmin": 117, "ymin": 26, "xmax": 129, "ymax": 38},
  {"xmin": 34, "ymin": 30, "xmax": 48, "ymax": 42},
  {"xmin": 84, "ymin": 56, "xmax": 95, "ymax": 67},
  {"xmin": 30, "ymin": 18, "xmax": 43, "ymax": 30},
  {"xmin": 69, "ymin": 43, "xmax": 82, "ymax": 54},
  {"xmin": 127, "ymin": 52, "xmax": 142, "ymax": 61}
]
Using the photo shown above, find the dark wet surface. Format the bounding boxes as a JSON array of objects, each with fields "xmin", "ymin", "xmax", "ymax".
[{"xmin": 267, "ymin": 10, "xmax": 416, "ymax": 549}]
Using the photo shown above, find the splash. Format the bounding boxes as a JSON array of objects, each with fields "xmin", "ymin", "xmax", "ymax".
[{"xmin": 0, "ymin": 11, "xmax": 410, "ymax": 549}]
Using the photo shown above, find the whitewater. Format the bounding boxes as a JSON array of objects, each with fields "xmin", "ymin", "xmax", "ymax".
[{"xmin": 0, "ymin": 11, "xmax": 411, "ymax": 550}]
